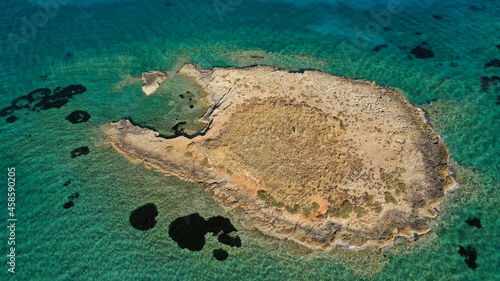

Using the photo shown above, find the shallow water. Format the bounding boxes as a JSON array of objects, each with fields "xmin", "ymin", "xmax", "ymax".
[{"xmin": 0, "ymin": 0, "xmax": 499, "ymax": 280}]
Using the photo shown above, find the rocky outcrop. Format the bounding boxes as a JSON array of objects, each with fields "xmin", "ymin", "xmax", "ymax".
[{"xmin": 141, "ymin": 71, "xmax": 168, "ymax": 95}]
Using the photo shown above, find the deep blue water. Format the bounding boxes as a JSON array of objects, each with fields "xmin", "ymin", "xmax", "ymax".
[{"xmin": 0, "ymin": 0, "xmax": 499, "ymax": 280}]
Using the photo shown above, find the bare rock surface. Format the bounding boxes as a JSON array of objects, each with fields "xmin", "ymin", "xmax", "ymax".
[{"xmin": 141, "ymin": 70, "xmax": 168, "ymax": 95}]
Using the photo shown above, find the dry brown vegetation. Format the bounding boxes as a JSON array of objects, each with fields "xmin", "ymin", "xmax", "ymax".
[{"xmin": 205, "ymin": 98, "xmax": 363, "ymax": 215}]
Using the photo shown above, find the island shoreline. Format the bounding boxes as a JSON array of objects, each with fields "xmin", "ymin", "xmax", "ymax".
[{"xmin": 103, "ymin": 63, "xmax": 455, "ymax": 250}]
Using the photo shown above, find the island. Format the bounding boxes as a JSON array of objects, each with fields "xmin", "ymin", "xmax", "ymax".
[{"xmin": 103, "ymin": 63, "xmax": 455, "ymax": 249}]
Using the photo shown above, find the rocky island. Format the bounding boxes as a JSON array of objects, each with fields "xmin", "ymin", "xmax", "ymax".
[{"xmin": 104, "ymin": 63, "xmax": 455, "ymax": 249}]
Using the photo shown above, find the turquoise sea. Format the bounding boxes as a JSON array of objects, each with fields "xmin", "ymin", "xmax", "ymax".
[{"xmin": 1, "ymin": 0, "xmax": 499, "ymax": 280}]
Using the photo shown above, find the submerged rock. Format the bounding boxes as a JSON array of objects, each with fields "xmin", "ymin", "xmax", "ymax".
[
  {"xmin": 129, "ymin": 203, "xmax": 158, "ymax": 231},
  {"xmin": 63, "ymin": 201, "xmax": 74, "ymax": 209},
  {"xmin": 207, "ymin": 216, "xmax": 237, "ymax": 235},
  {"xmin": 465, "ymin": 218, "xmax": 482, "ymax": 228},
  {"xmin": 0, "ymin": 85, "xmax": 86, "ymax": 122},
  {"xmin": 168, "ymin": 213, "xmax": 238, "ymax": 251},
  {"xmin": 71, "ymin": 146, "xmax": 90, "ymax": 158},
  {"xmin": 213, "ymin": 249, "xmax": 229, "ymax": 261},
  {"xmin": 0, "ymin": 106, "xmax": 17, "ymax": 117},
  {"xmin": 372, "ymin": 44, "xmax": 387, "ymax": 52},
  {"xmin": 410, "ymin": 46, "xmax": 434, "ymax": 59},
  {"xmin": 168, "ymin": 213, "xmax": 209, "ymax": 251},
  {"xmin": 34, "ymin": 85, "xmax": 86, "ymax": 111},
  {"xmin": 218, "ymin": 233, "xmax": 241, "ymax": 247},
  {"xmin": 28, "ymin": 88, "xmax": 51, "ymax": 100},
  {"xmin": 6, "ymin": 116, "xmax": 18, "ymax": 123},
  {"xmin": 66, "ymin": 110, "xmax": 91, "ymax": 124},
  {"xmin": 485, "ymin": 59, "xmax": 500, "ymax": 68},
  {"xmin": 458, "ymin": 246, "xmax": 478, "ymax": 270},
  {"xmin": 12, "ymin": 95, "xmax": 34, "ymax": 109},
  {"xmin": 480, "ymin": 76, "xmax": 500, "ymax": 92}
]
